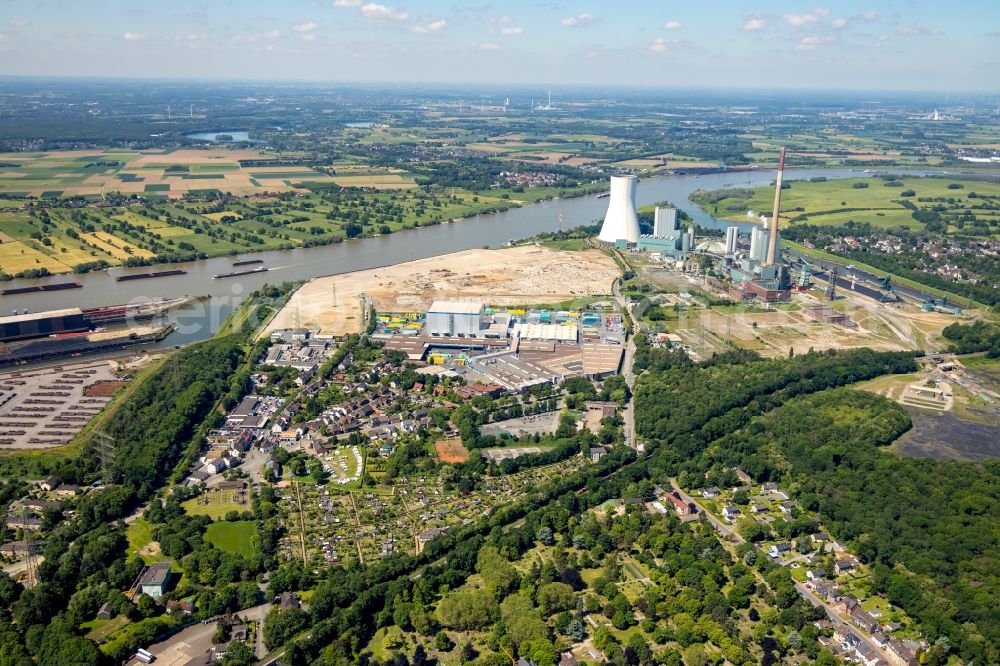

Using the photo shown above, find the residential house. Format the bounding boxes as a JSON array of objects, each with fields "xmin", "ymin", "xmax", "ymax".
[
  {"xmin": 857, "ymin": 649, "xmax": 881, "ymax": 666},
  {"xmin": 230, "ymin": 624, "xmax": 249, "ymax": 642},
  {"xmin": 768, "ymin": 542, "xmax": 792, "ymax": 558},
  {"xmin": 836, "ymin": 556, "xmax": 859, "ymax": 574},
  {"xmin": 205, "ymin": 458, "xmax": 228, "ymax": 475},
  {"xmin": 280, "ymin": 592, "xmax": 300, "ymax": 611},
  {"xmin": 749, "ymin": 502, "xmax": 767, "ymax": 514},
  {"xmin": 806, "ymin": 569, "xmax": 826, "ymax": 581},
  {"xmin": 722, "ymin": 505, "xmax": 741, "ymax": 522},
  {"xmin": 851, "ymin": 605, "xmax": 880, "ymax": 634},
  {"xmin": 665, "ymin": 492, "xmax": 696, "ymax": 517},
  {"xmin": 415, "ymin": 527, "xmax": 444, "ymax": 554},
  {"xmin": 185, "ymin": 470, "xmax": 210, "ymax": 486},
  {"xmin": 887, "ymin": 639, "xmax": 918, "ymax": 666},
  {"xmin": 559, "ymin": 653, "xmax": 578, "ymax": 666},
  {"xmin": 166, "ymin": 599, "xmax": 195, "ymax": 615},
  {"xmin": 701, "ymin": 486, "xmax": 721, "ymax": 498},
  {"xmin": 811, "ymin": 532, "xmax": 831, "ymax": 545},
  {"xmin": 5, "ymin": 515, "xmax": 42, "ymax": 531},
  {"xmin": 761, "ymin": 482, "xmax": 779, "ymax": 493},
  {"xmin": 779, "ymin": 500, "xmax": 797, "ymax": 514},
  {"xmin": 139, "ymin": 562, "xmax": 175, "ymax": 599},
  {"xmin": 871, "ymin": 632, "xmax": 890, "ymax": 649},
  {"xmin": 589, "ymin": 446, "xmax": 607, "ymax": 463},
  {"xmin": 39, "ymin": 476, "xmax": 60, "ymax": 492}
]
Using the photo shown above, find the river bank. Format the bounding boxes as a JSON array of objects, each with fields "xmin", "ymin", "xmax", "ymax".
[{"xmin": 0, "ymin": 167, "xmax": 951, "ymax": 347}]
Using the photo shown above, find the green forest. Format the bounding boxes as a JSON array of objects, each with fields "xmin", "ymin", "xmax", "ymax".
[{"xmin": 680, "ymin": 389, "xmax": 999, "ymax": 664}]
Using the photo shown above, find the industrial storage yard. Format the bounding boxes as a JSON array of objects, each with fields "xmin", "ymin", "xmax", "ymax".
[
  {"xmin": 264, "ymin": 245, "xmax": 620, "ymax": 337},
  {"xmin": 0, "ymin": 359, "xmax": 124, "ymax": 450}
]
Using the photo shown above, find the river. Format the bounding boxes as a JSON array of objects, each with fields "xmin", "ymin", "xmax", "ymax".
[{"xmin": 0, "ymin": 168, "xmax": 931, "ymax": 346}]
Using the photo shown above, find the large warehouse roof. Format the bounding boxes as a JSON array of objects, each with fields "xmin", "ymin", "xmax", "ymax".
[
  {"xmin": 427, "ymin": 300, "xmax": 484, "ymax": 315},
  {"xmin": 513, "ymin": 323, "xmax": 578, "ymax": 342},
  {"xmin": 0, "ymin": 308, "xmax": 83, "ymax": 325}
]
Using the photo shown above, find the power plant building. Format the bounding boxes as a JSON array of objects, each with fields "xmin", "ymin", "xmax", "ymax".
[
  {"xmin": 598, "ymin": 175, "xmax": 640, "ymax": 244},
  {"xmin": 653, "ymin": 207, "xmax": 679, "ymax": 238},
  {"xmin": 725, "ymin": 227, "xmax": 739, "ymax": 258},
  {"xmin": 425, "ymin": 300, "xmax": 486, "ymax": 337}
]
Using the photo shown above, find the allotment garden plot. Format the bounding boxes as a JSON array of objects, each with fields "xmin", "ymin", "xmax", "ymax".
[{"xmin": 280, "ymin": 456, "xmax": 589, "ymax": 568}]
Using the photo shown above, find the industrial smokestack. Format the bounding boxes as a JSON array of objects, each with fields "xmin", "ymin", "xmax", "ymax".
[
  {"xmin": 765, "ymin": 147, "xmax": 785, "ymax": 266},
  {"xmin": 598, "ymin": 175, "xmax": 640, "ymax": 244}
]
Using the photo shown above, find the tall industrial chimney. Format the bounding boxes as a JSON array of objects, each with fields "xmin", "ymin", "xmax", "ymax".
[
  {"xmin": 765, "ymin": 147, "xmax": 785, "ymax": 266},
  {"xmin": 598, "ymin": 175, "xmax": 640, "ymax": 244}
]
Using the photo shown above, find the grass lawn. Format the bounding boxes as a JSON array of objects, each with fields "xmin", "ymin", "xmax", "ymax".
[
  {"xmin": 204, "ymin": 520, "xmax": 258, "ymax": 556},
  {"xmin": 181, "ymin": 491, "xmax": 247, "ymax": 520},
  {"xmin": 126, "ymin": 518, "xmax": 155, "ymax": 561},
  {"xmin": 81, "ymin": 615, "xmax": 130, "ymax": 642}
]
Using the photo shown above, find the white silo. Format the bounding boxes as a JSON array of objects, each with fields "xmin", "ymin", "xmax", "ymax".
[{"xmin": 598, "ymin": 175, "xmax": 640, "ymax": 244}]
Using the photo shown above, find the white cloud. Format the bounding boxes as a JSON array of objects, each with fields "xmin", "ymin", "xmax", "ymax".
[
  {"xmin": 831, "ymin": 17, "xmax": 848, "ymax": 29},
  {"xmin": 9, "ymin": 20, "xmax": 27, "ymax": 29},
  {"xmin": 122, "ymin": 32, "xmax": 144, "ymax": 41},
  {"xmin": 649, "ymin": 38, "xmax": 671, "ymax": 53},
  {"xmin": 333, "ymin": 0, "xmax": 361, "ymax": 6},
  {"xmin": 410, "ymin": 19, "xmax": 447, "ymax": 33},
  {"xmin": 0, "ymin": 33, "xmax": 7, "ymax": 44},
  {"xmin": 664, "ymin": 21, "xmax": 682, "ymax": 30},
  {"xmin": 874, "ymin": 34, "xmax": 889, "ymax": 48},
  {"xmin": 490, "ymin": 16, "xmax": 512, "ymax": 25},
  {"xmin": 783, "ymin": 8, "xmax": 830, "ymax": 27},
  {"xmin": 897, "ymin": 25, "xmax": 943, "ymax": 36},
  {"xmin": 474, "ymin": 42, "xmax": 499, "ymax": 50},
  {"xmin": 500, "ymin": 26, "xmax": 523, "ymax": 35},
  {"xmin": 292, "ymin": 21, "xmax": 318, "ymax": 32},
  {"xmin": 861, "ymin": 10, "xmax": 878, "ymax": 21},
  {"xmin": 360, "ymin": 3, "xmax": 409, "ymax": 21},
  {"xmin": 229, "ymin": 30, "xmax": 281, "ymax": 45},
  {"xmin": 794, "ymin": 35, "xmax": 834, "ymax": 51},
  {"xmin": 302, "ymin": 33, "xmax": 318, "ymax": 41},
  {"xmin": 742, "ymin": 18, "xmax": 766, "ymax": 31},
  {"xmin": 560, "ymin": 13, "xmax": 594, "ymax": 27}
]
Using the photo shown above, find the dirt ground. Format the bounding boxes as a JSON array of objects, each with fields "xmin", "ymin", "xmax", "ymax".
[
  {"xmin": 434, "ymin": 438, "xmax": 469, "ymax": 463},
  {"xmin": 892, "ymin": 411, "xmax": 1000, "ymax": 461},
  {"xmin": 264, "ymin": 246, "xmax": 619, "ymax": 337}
]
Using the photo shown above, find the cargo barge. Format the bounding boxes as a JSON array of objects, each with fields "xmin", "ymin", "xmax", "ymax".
[
  {"xmin": 232, "ymin": 259, "xmax": 264, "ymax": 267},
  {"xmin": 213, "ymin": 266, "xmax": 268, "ymax": 279},
  {"xmin": 2, "ymin": 282, "xmax": 82, "ymax": 296},
  {"xmin": 115, "ymin": 269, "xmax": 187, "ymax": 282}
]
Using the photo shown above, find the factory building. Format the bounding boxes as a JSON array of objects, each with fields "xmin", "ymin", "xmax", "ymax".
[
  {"xmin": 425, "ymin": 300, "xmax": 486, "ymax": 337},
  {"xmin": 598, "ymin": 175, "xmax": 640, "ymax": 244},
  {"xmin": 0, "ymin": 308, "xmax": 89, "ymax": 343},
  {"xmin": 637, "ymin": 225, "xmax": 695, "ymax": 259}
]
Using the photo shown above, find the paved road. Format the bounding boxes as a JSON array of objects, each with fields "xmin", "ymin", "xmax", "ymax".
[
  {"xmin": 134, "ymin": 602, "xmax": 273, "ymax": 665},
  {"xmin": 668, "ymin": 481, "xmax": 744, "ymax": 543},
  {"xmin": 613, "ymin": 275, "xmax": 638, "ymax": 449}
]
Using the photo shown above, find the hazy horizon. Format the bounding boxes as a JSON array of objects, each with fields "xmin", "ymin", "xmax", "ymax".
[{"xmin": 1, "ymin": 0, "xmax": 998, "ymax": 92}]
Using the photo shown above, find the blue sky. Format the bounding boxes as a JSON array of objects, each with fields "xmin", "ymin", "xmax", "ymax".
[{"xmin": 0, "ymin": 1, "xmax": 997, "ymax": 90}]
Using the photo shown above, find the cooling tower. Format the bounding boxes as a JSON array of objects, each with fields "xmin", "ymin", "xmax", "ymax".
[{"xmin": 598, "ymin": 175, "xmax": 640, "ymax": 244}]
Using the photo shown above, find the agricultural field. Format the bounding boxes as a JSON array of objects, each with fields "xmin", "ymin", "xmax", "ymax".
[
  {"xmin": 692, "ymin": 175, "xmax": 1000, "ymax": 235},
  {"xmin": 0, "ymin": 175, "xmax": 531, "ymax": 276}
]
